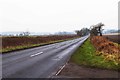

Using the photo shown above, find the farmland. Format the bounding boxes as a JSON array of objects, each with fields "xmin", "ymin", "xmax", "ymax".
[
  {"xmin": 1, "ymin": 35, "xmax": 79, "ymax": 53},
  {"xmin": 103, "ymin": 33, "xmax": 120, "ymax": 44}
]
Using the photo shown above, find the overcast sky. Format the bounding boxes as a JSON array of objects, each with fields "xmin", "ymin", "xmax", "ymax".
[{"xmin": 0, "ymin": 0, "xmax": 119, "ymax": 33}]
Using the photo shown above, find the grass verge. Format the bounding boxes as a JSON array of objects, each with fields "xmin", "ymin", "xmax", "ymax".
[
  {"xmin": 70, "ymin": 38, "xmax": 120, "ymax": 70},
  {"xmin": 1, "ymin": 37, "xmax": 79, "ymax": 53}
]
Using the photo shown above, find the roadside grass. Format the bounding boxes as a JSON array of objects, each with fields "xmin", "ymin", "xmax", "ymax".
[
  {"xmin": 70, "ymin": 38, "xmax": 120, "ymax": 70},
  {"xmin": 1, "ymin": 37, "xmax": 79, "ymax": 53}
]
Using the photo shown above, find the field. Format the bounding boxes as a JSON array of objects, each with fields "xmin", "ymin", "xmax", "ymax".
[
  {"xmin": 103, "ymin": 33, "xmax": 120, "ymax": 44},
  {"xmin": 1, "ymin": 35, "xmax": 79, "ymax": 53}
]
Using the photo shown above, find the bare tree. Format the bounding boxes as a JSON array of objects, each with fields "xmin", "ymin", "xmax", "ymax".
[{"xmin": 90, "ymin": 23, "xmax": 104, "ymax": 36}]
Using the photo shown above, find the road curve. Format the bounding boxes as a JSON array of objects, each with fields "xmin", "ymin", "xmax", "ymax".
[{"xmin": 2, "ymin": 35, "xmax": 89, "ymax": 78}]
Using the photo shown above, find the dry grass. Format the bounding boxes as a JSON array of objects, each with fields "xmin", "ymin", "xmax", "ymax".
[{"xmin": 90, "ymin": 36, "xmax": 120, "ymax": 64}]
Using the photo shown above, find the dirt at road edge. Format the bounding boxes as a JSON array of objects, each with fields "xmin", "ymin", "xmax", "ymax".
[{"xmin": 58, "ymin": 62, "xmax": 119, "ymax": 78}]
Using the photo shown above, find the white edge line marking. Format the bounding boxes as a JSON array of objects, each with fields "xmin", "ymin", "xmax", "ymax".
[
  {"xmin": 55, "ymin": 63, "xmax": 67, "ymax": 76},
  {"xmin": 30, "ymin": 52, "xmax": 43, "ymax": 57}
]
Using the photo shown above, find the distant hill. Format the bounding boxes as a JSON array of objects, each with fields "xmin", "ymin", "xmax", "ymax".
[{"xmin": 103, "ymin": 29, "xmax": 120, "ymax": 34}]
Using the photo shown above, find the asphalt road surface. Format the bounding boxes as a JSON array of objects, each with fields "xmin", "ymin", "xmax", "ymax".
[{"xmin": 2, "ymin": 35, "xmax": 89, "ymax": 78}]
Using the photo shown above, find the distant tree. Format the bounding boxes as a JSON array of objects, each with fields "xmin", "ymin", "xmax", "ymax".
[
  {"xmin": 23, "ymin": 31, "xmax": 30, "ymax": 36},
  {"xmin": 75, "ymin": 28, "xmax": 90, "ymax": 36},
  {"xmin": 19, "ymin": 33, "xmax": 24, "ymax": 36},
  {"xmin": 75, "ymin": 30, "xmax": 82, "ymax": 36},
  {"xmin": 118, "ymin": 29, "xmax": 120, "ymax": 33},
  {"xmin": 8, "ymin": 34, "xmax": 14, "ymax": 36},
  {"xmin": 19, "ymin": 31, "xmax": 30, "ymax": 36}
]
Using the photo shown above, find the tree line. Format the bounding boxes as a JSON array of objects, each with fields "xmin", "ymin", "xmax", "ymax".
[{"xmin": 75, "ymin": 23, "xmax": 104, "ymax": 37}]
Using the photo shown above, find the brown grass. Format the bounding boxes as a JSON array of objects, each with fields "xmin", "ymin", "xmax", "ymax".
[{"xmin": 90, "ymin": 36, "xmax": 120, "ymax": 63}]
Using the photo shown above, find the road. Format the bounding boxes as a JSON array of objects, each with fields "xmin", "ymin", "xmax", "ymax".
[{"xmin": 2, "ymin": 35, "xmax": 89, "ymax": 78}]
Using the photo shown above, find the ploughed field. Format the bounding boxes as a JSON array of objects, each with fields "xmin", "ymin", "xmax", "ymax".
[
  {"xmin": 103, "ymin": 33, "xmax": 120, "ymax": 44},
  {"xmin": 1, "ymin": 35, "xmax": 79, "ymax": 53}
]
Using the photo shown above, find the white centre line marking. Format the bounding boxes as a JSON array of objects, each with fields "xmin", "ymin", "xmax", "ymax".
[{"xmin": 30, "ymin": 52, "xmax": 43, "ymax": 57}]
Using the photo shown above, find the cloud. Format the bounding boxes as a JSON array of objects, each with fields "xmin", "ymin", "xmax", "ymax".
[{"xmin": 0, "ymin": 0, "xmax": 119, "ymax": 32}]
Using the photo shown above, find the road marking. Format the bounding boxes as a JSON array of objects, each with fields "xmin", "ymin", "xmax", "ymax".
[
  {"xmin": 30, "ymin": 52, "xmax": 43, "ymax": 57},
  {"xmin": 55, "ymin": 63, "xmax": 66, "ymax": 76}
]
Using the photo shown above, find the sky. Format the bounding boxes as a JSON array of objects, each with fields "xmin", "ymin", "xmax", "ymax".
[{"xmin": 0, "ymin": 0, "xmax": 119, "ymax": 33}]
